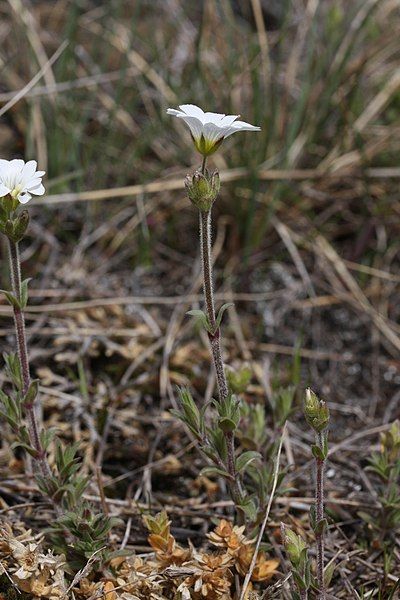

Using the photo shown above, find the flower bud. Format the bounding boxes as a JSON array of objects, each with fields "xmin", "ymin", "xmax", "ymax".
[
  {"xmin": 185, "ymin": 169, "xmax": 220, "ymax": 212},
  {"xmin": 12, "ymin": 210, "xmax": 30, "ymax": 242},
  {"xmin": 304, "ymin": 388, "xmax": 329, "ymax": 433},
  {"xmin": 281, "ymin": 523, "xmax": 308, "ymax": 568}
]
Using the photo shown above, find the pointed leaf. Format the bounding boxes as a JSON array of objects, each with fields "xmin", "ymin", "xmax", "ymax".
[
  {"xmin": 186, "ymin": 309, "xmax": 213, "ymax": 333},
  {"xmin": 215, "ymin": 303, "xmax": 234, "ymax": 330},
  {"xmin": 0, "ymin": 289, "xmax": 21, "ymax": 309},
  {"xmin": 20, "ymin": 278, "xmax": 32, "ymax": 309},
  {"xmin": 235, "ymin": 450, "xmax": 262, "ymax": 473},
  {"xmin": 199, "ymin": 466, "xmax": 231, "ymax": 479}
]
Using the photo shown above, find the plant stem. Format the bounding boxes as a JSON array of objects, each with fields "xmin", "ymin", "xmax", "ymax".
[
  {"xmin": 8, "ymin": 239, "xmax": 52, "ymax": 481},
  {"xmin": 315, "ymin": 431, "xmax": 326, "ymax": 600},
  {"xmin": 198, "ymin": 196, "xmax": 243, "ymax": 518},
  {"xmin": 300, "ymin": 590, "xmax": 308, "ymax": 600}
]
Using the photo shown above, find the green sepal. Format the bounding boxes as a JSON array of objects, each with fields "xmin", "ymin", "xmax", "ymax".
[{"xmin": 11, "ymin": 210, "xmax": 29, "ymax": 242}]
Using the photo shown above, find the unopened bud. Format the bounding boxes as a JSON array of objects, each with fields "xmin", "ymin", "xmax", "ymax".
[
  {"xmin": 12, "ymin": 210, "xmax": 30, "ymax": 242},
  {"xmin": 304, "ymin": 388, "xmax": 329, "ymax": 433},
  {"xmin": 281, "ymin": 523, "xmax": 308, "ymax": 568},
  {"xmin": 185, "ymin": 169, "xmax": 220, "ymax": 212}
]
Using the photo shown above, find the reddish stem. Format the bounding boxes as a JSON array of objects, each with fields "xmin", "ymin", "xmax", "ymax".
[
  {"xmin": 315, "ymin": 432, "xmax": 326, "ymax": 599},
  {"xmin": 8, "ymin": 239, "xmax": 52, "ymax": 481},
  {"xmin": 199, "ymin": 208, "xmax": 243, "ymax": 517}
]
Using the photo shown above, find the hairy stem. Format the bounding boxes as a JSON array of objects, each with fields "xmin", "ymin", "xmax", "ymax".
[
  {"xmin": 315, "ymin": 432, "xmax": 326, "ymax": 599},
  {"xmin": 199, "ymin": 206, "xmax": 243, "ymax": 518},
  {"xmin": 8, "ymin": 239, "xmax": 52, "ymax": 482}
]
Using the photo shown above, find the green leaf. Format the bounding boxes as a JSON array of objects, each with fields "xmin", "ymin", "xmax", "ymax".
[
  {"xmin": 0, "ymin": 388, "xmax": 9, "ymax": 403},
  {"xmin": 215, "ymin": 303, "xmax": 234, "ymax": 330},
  {"xmin": 41, "ymin": 427, "xmax": 58, "ymax": 450},
  {"xmin": 199, "ymin": 466, "xmax": 231, "ymax": 479},
  {"xmin": 311, "ymin": 444, "xmax": 325, "ymax": 460},
  {"xmin": 235, "ymin": 450, "xmax": 261, "ymax": 473},
  {"xmin": 238, "ymin": 496, "xmax": 258, "ymax": 522},
  {"xmin": 324, "ymin": 561, "xmax": 335, "ymax": 587},
  {"xmin": 218, "ymin": 416, "xmax": 237, "ymax": 433},
  {"xmin": 309, "ymin": 505, "xmax": 316, "ymax": 530},
  {"xmin": 0, "ymin": 289, "xmax": 21, "ymax": 309},
  {"xmin": 292, "ymin": 570, "xmax": 307, "ymax": 591},
  {"xmin": 186, "ymin": 309, "xmax": 213, "ymax": 333},
  {"xmin": 20, "ymin": 278, "xmax": 32, "ymax": 309},
  {"xmin": 23, "ymin": 379, "xmax": 39, "ymax": 407},
  {"xmin": 314, "ymin": 518, "xmax": 328, "ymax": 535},
  {"xmin": 10, "ymin": 440, "xmax": 38, "ymax": 458}
]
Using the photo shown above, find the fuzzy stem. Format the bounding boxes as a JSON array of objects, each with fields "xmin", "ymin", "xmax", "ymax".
[
  {"xmin": 8, "ymin": 239, "xmax": 52, "ymax": 482},
  {"xmin": 315, "ymin": 431, "xmax": 326, "ymax": 600},
  {"xmin": 300, "ymin": 590, "xmax": 308, "ymax": 600},
  {"xmin": 199, "ymin": 206, "xmax": 243, "ymax": 518}
]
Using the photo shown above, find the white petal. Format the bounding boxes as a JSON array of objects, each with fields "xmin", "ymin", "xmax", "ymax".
[
  {"xmin": 166, "ymin": 108, "xmax": 185, "ymax": 117},
  {"xmin": 18, "ymin": 192, "xmax": 32, "ymax": 204},
  {"xmin": 176, "ymin": 115, "xmax": 204, "ymax": 141},
  {"xmin": 9, "ymin": 158, "xmax": 25, "ymax": 172},
  {"xmin": 203, "ymin": 111, "xmax": 225, "ymax": 125},
  {"xmin": 220, "ymin": 114, "xmax": 239, "ymax": 126},
  {"xmin": 21, "ymin": 160, "xmax": 37, "ymax": 180},
  {"xmin": 0, "ymin": 183, "xmax": 11, "ymax": 196},
  {"xmin": 25, "ymin": 177, "xmax": 43, "ymax": 189},
  {"xmin": 28, "ymin": 182, "xmax": 45, "ymax": 196},
  {"xmin": 202, "ymin": 122, "xmax": 225, "ymax": 144},
  {"xmin": 4, "ymin": 159, "xmax": 25, "ymax": 184},
  {"xmin": 0, "ymin": 159, "xmax": 11, "ymax": 172},
  {"xmin": 179, "ymin": 104, "xmax": 205, "ymax": 120},
  {"xmin": 223, "ymin": 120, "xmax": 261, "ymax": 138},
  {"xmin": 232, "ymin": 120, "xmax": 261, "ymax": 131}
]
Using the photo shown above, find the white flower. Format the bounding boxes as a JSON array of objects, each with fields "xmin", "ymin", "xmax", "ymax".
[
  {"xmin": 0, "ymin": 159, "xmax": 45, "ymax": 204},
  {"xmin": 167, "ymin": 104, "xmax": 261, "ymax": 156}
]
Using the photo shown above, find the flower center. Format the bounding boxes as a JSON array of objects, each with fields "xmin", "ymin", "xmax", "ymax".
[{"xmin": 10, "ymin": 185, "xmax": 23, "ymax": 199}]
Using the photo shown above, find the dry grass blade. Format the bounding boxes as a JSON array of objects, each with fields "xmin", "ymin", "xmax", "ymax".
[
  {"xmin": 34, "ymin": 166, "xmax": 400, "ymax": 206},
  {"xmin": 316, "ymin": 235, "xmax": 400, "ymax": 353},
  {"xmin": 239, "ymin": 424, "xmax": 286, "ymax": 600},
  {"xmin": 0, "ymin": 40, "xmax": 68, "ymax": 117}
]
